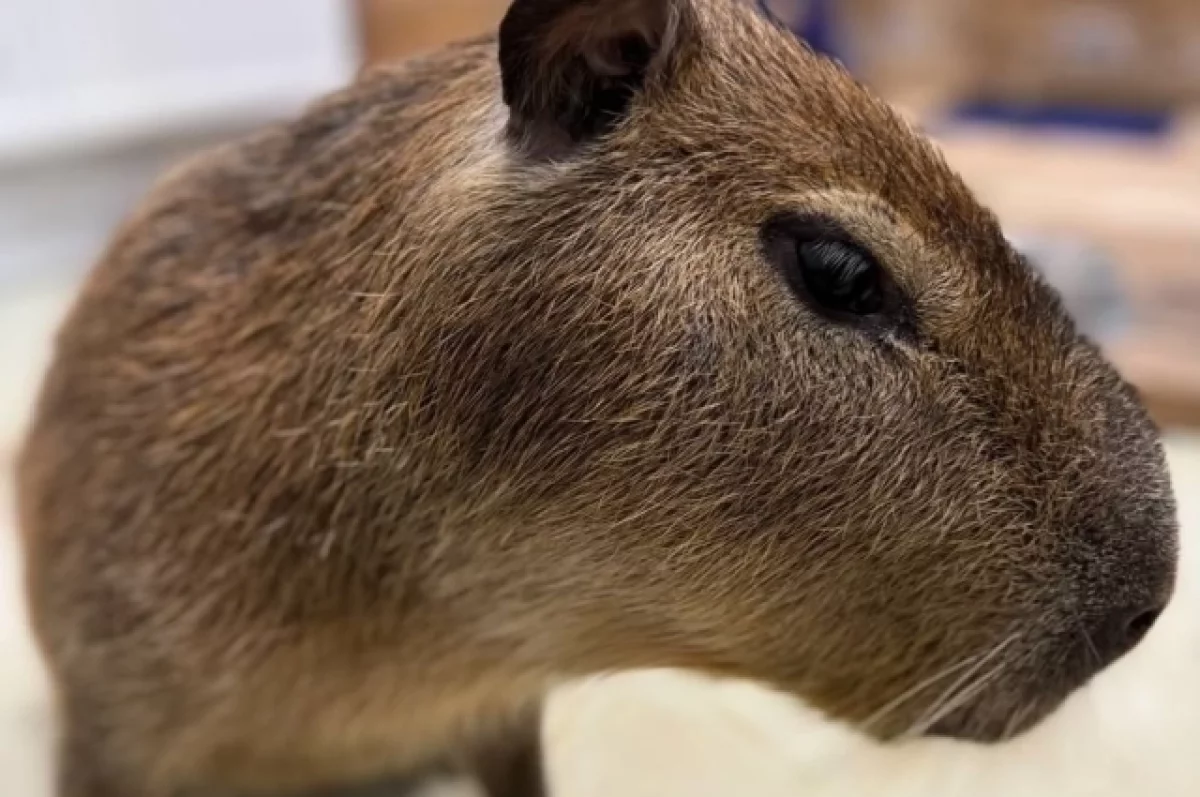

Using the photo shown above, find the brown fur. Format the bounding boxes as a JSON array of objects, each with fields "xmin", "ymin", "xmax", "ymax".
[{"xmin": 17, "ymin": 0, "xmax": 1177, "ymax": 794}]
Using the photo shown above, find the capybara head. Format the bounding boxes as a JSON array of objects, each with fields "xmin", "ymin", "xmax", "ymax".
[
  {"xmin": 22, "ymin": 0, "xmax": 1178, "ymax": 768},
  {"xmin": 452, "ymin": 0, "xmax": 1179, "ymax": 740}
]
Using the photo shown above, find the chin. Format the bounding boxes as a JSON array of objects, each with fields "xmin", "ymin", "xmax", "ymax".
[{"xmin": 924, "ymin": 698, "xmax": 1060, "ymax": 743}]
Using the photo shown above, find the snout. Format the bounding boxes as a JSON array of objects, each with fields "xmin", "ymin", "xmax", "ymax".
[
  {"xmin": 925, "ymin": 597, "xmax": 1171, "ymax": 743},
  {"xmin": 1072, "ymin": 508, "xmax": 1179, "ymax": 681},
  {"xmin": 1084, "ymin": 598, "xmax": 1168, "ymax": 672},
  {"xmin": 927, "ymin": 517, "xmax": 1177, "ymax": 744}
]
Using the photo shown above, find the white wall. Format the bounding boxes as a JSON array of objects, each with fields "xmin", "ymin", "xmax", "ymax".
[
  {"xmin": 0, "ymin": 0, "xmax": 358, "ymax": 162},
  {"xmin": 0, "ymin": 0, "xmax": 359, "ymax": 286}
]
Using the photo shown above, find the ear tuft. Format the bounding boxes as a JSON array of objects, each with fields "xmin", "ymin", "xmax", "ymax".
[{"xmin": 498, "ymin": 0, "xmax": 682, "ymax": 157}]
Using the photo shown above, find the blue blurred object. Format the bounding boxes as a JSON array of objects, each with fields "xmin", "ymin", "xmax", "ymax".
[
  {"xmin": 951, "ymin": 99, "xmax": 1172, "ymax": 139},
  {"xmin": 792, "ymin": 0, "xmax": 840, "ymax": 60},
  {"xmin": 777, "ymin": 0, "xmax": 1172, "ymax": 140},
  {"xmin": 1008, "ymin": 231, "xmax": 1131, "ymax": 345}
]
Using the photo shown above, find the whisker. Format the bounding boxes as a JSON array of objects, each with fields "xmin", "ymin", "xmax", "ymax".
[
  {"xmin": 1002, "ymin": 699, "xmax": 1037, "ymax": 741},
  {"xmin": 902, "ymin": 631, "xmax": 1021, "ymax": 739},
  {"xmin": 906, "ymin": 651, "xmax": 1012, "ymax": 738},
  {"xmin": 1077, "ymin": 622, "xmax": 1101, "ymax": 669},
  {"xmin": 861, "ymin": 647, "xmax": 993, "ymax": 735}
]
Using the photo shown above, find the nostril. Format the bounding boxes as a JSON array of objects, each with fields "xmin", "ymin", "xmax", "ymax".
[
  {"xmin": 1125, "ymin": 608, "xmax": 1160, "ymax": 647},
  {"xmin": 1089, "ymin": 604, "xmax": 1164, "ymax": 672}
]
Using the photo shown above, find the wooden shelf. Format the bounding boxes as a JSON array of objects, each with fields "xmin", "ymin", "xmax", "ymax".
[{"xmin": 358, "ymin": 0, "xmax": 508, "ymax": 65}]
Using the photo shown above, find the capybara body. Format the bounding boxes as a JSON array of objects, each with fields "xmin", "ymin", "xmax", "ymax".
[{"xmin": 18, "ymin": 0, "xmax": 1177, "ymax": 794}]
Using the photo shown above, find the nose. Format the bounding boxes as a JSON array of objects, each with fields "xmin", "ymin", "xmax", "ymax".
[{"xmin": 1087, "ymin": 602, "xmax": 1165, "ymax": 670}]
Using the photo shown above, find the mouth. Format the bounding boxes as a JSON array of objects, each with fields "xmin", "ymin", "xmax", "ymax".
[
  {"xmin": 920, "ymin": 637, "xmax": 1091, "ymax": 743},
  {"xmin": 924, "ymin": 696, "xmax": 1057, "ymax": 743},
  {"xmin": 858, "ymin": 600, "xmax": 1164, "ymax": 744},
  {"xmin": 875, "ymin": 633, "xmax": 1081, "ymax": 743}
]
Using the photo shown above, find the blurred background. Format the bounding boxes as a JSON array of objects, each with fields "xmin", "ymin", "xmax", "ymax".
[{"xmin": 1, "ymin": 1, "xmax": 1198, "ymax": 796}]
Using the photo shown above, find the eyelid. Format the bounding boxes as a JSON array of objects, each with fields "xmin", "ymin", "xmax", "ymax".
[
  {"xmin": 760, "ymin": 212, "xmax": 883, "ymax": 287},
  {"xmin": 759, "ymin": 210, "xmax": 920, "ymax": 339},
  {"xmin": 766, "ymin": 213, "xmax": 858, "ymax": 248}
]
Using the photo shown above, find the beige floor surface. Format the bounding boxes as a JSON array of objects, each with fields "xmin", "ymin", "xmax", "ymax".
[{"xmin": 2, "ymin": 283, "xmax": 1198, "ymax": 797}]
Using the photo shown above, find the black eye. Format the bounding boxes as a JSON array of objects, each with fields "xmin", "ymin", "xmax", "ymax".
[
  {"xmin": 761, "ymin": 213, "xmax": 899, "ymax": 325},
  {"xmin": 793, "ymin": 239, "xmax": 885, "ymax": 316}
]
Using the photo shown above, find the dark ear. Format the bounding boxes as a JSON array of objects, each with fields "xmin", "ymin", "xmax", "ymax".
[{"xmin": 499, "ymin": 0, "xmax": 684, "ymax": 156}]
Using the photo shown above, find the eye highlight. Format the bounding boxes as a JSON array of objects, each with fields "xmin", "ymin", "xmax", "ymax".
[{"xmin": 761, "ymin": 213, "xmax": 908, "ymax": 331}]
